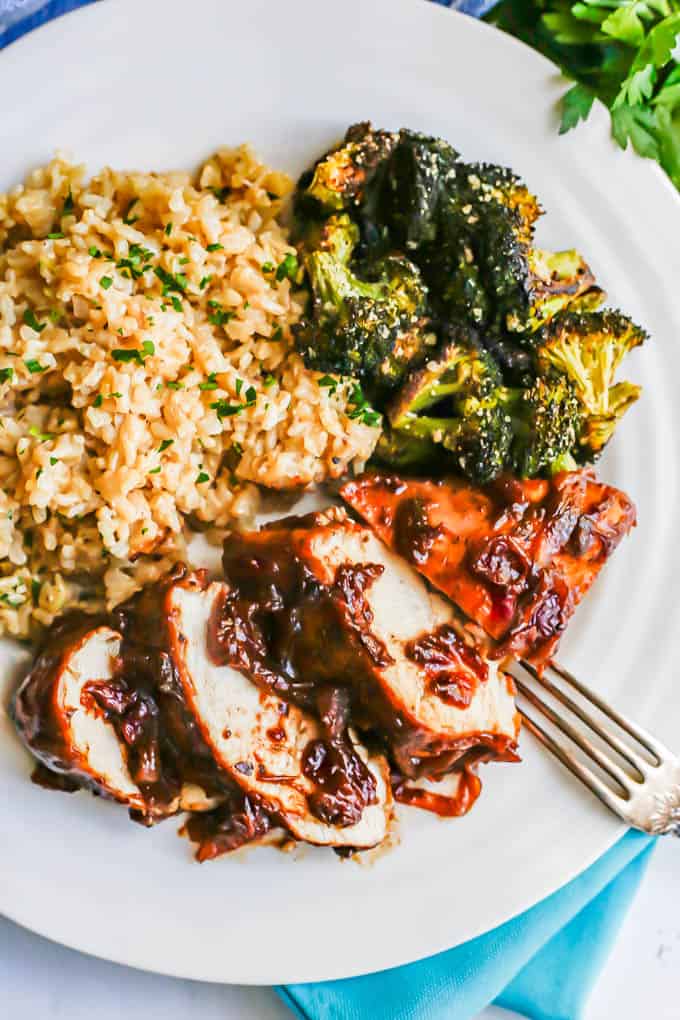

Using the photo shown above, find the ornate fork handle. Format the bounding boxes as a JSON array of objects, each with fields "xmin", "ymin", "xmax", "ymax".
[{"xmin": 516, "ymin": 660, "xmax": 680, "ymax": 837}]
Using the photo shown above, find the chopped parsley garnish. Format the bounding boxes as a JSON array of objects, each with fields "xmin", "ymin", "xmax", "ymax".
[
  {"xmin": 346, "ymin": 383, "xmax": 382, "ymax": 427},
  {"xmin": 122, "ymin": 200, "xmax": 140, "ymax": 225},
  {"xmin": 24, "ymin": 359, "xmax": 46, "ymax": 374},
  {"xmin": 100, "ymin": 275, "xmax": 113, "ymax": 290},
  {"xmin": 261, "ymin": 261, "xmax": 275, "ymax": 273},
  {"xmin": 93, "ymin": 394, "xmax": 103, "ymax": 408},
  {"xmin": 23, "ymin": 309, "xmax": 46, "ymax": 333},
  {"xmin": 31, "ymin": 579, "xmax": 42, "ymax": 603},
  {"xmin": 206, "ymin": 243, "xmax": 223, "ymax": 252},
  {"xmin": 116, "ymin": 243, "xmax": 154, "ymax": 280},
  {"xmin": 262, "ymin": 374, "xmax": 276, "ymax": 389},
  {"xmin": 154, "ymin": 265, "xmax": 187, "ymax": 296},
  {"xmin": 149, "ymin": 466, "xmax": 161, "ymax": 475},
  {"xmin": 269, "ymin": 326, "xmax": 283, "ymax": 342},
  {"xmin": 245, "ymin": 385, "xmax": 256, "ymax": 403},
  {"xmin": 211, "ymin": 186, "xmax": 230, "ymax": 202},
  {"xmin": 36, "ymin": 468, "xmax": 43, "ymax": 480},
  {"xmin": 179, "ymin": 256, "xmax": 189, "ymax": 265},
  {"xmin": 196, "ymin": 471, "xmax": 210, "ymax": 484},
  {"xmin": 317, "ymin": 375, "xmax": 337, "ymax": 390},
  {"xmin": 48, "ymin": 309, "xmax": 61, "ymax": 324},
  {"xmin": 0, "ymin": 368, "xmax": 13, "ymax": 384},
  {"xmin": 275, "ymin": 253, "xmax": 299, "ymax": 282},
  {"xmin": 49, "ymin": 457, "xmax": 58, "ymax": 466},
  {"xmin": 88, "ymin": 246, "xmax": 103, "ymax": 258},
  {"xmin": 165, "ymin": 222, "xmax": 173, "ymax": 236},
  {"xmin": 112, "ymin": 341, "xmax": 154, "ymax": 365},
  {"xmin": 165, "ymin": 380, "xmax": 183, "ymax": 390},
  {"xmin": 199, "ymin": 275, "xmax": 212, "ymax": 289},
  {"xmin": 207, "ymin": 301, "xmax": 235, "ymax": 327},
  {"xmin": 235, "ymin": 378, "xmax": 243, "ymax": 396},
  {"xmin": 62, "ymin": 191, "xmax": 75, "ymax": 215},
  {"xmin": 158, "ymin": 439, "xmax": 174, "ymax": 452},
  {"xmin": 171, "ymin": 295, "xmax": 182, "ymax": 313},
  {"xmin": 199, "ymin": 374, "xmax": 218, "ymax": 391},
  {"xmin": 210, "ymin": 399, "xmax": 245, "ymax": 419},
  {"xmin": 28, "ymin": 426, "xmax": 54, "ymax": 441},
  {"xmin": 47, "ymin": 232, "xmax": 65, "ymax": 240}
]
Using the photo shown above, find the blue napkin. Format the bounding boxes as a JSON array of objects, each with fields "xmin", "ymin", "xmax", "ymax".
[
  {"xmin": 0, "ymin": 4, "xmax": 658, "ymax": 1019},
  {"xmin": 279, "ymin": 832, "xmax": 655, "ymax": 1020}
]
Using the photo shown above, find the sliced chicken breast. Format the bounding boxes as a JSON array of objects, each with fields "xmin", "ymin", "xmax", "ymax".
[
  {"xmin": 165, "ymin": 576, "xmax": 392, "ymax": 850},
  {"xmin": 12, "ymin": 617, "xmax": 146, "ymax": 810},
  {"xmin": 222, "ymin": 513, "xmax": 520, "ymax": 778},
  {"xmin": 341, "ymin": 470, "xmax": 636, "ymax": 664}
]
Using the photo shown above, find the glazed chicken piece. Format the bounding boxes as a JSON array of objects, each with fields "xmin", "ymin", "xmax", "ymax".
[
  {"xmin": 12, "ymin": 617, "xmax": 149, "ymax": 812},
  {"xmin": 166, "ymin": 575, "xmax": 392, "ymax": 852},
  {"xmin": 220, "ymin": 510, "xmax": 519, "ymax": 780},
  {"xmin": 340, "ymin": 471, "xmax": 636, "ymax": 665}
]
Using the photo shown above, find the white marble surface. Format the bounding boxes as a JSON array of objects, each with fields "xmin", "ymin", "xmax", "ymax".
[{"xmin": 1, "ymin": 838, "xmax": 676, "ymax": 1020}]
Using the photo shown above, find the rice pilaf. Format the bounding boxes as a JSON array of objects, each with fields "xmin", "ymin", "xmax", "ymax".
[{"xmin": 0, "ymin": 147, "xmax": 379, "ymax": 638}]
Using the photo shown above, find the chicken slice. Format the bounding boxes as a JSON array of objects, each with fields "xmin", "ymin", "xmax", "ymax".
[
  {"xmin": 165, "ymin": 576, "xmax": 392, "ymax": 850},
  {"xmin": 221, "ymin": 513, "xmax": 519, "ymax": 778},
  {"xmin": 340, "ymin": 470, "xmax": 635, "ymax": 664},
  {"xmin": 12, "ymin": 617, "xmax": 147, "ymax": 810}
]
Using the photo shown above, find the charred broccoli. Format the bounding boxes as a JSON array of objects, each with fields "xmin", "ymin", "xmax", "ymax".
[
  {"xmin": 504, "ymin": 377, "xmax": 583, "ymax": 478},
  {"xmin": 295, "ymin": 122, "xmax": 397, "ymax": 219},
  {"xmin": 375, "ymin": 329, "xmax": 512, "ymax": 484},
  {"xmin": 537, "ymin": 309, "xmax": 646, "ymax": 457},
  {"xmin": 294, "ymin": 214, "xmax": 435, "ymax": 391}
]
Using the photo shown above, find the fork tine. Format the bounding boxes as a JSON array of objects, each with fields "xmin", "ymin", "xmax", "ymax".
[
  {"xmin": 547, "ymin": 660, "xmax": 668, "ymax": 764},
  {"xmin": 518, "ymin": 704, "xmax": 628, "ymax": 820},
  {"xmin": 514, "ymin": 676, "xmax": 633, "ymax": 794},
  {"xmin": 519, "ymin": 660, "xmax": 648, "ymax": 776}
]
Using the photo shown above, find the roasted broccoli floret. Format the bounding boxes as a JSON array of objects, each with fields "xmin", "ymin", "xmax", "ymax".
[
  {"xmin": 294, "ymin": 214, "xmax": 435, "ymax": 391},
  {"xmin": 504, "ymin": 377, "xmax": 583, "ymax": 478},
  {"xmin": 536, "ymin": 309, "xmax": 646, "ymax": 456},
  {"xmin": 379, "ymin": 130, "xmax": 460, "ymax": 250},
  {"xmin": 296, "ymin": 122, "xmax": 398, "ymax": 217},
  {"xmin": 377, "ymin": 329, "xmax": 512, "ymax": 484}
]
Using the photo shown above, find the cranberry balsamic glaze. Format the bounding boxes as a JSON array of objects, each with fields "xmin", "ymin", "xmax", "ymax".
[{"xmin": 210, "ymin": 527, "xmax": 378, "ymax": 828}]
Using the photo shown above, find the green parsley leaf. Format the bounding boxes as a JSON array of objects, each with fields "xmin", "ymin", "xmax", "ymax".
[
  {"xmin": 559, "ymin": 83, "xmax": 596, "ymax": 134},
  {"xmin": 196, "ymin": 471, "xmax": 210, "ymax": 483},
  {"xmin": 31, "ymin": 579, "xmax": 42, "ymax": 603},
  {"xmin": 62, "ymin": 191, "xmax": 75, "ymax": 216},
  {"xmin": 179, "ymin": 256, "xmax": 190, "ymax": 265},
  {"xmin": 270, "ymin": 326, "xmax": 283, "ymax": 342},
  {"xmin": 235, "ymin": 378, "xmax": 243, "ymax": 396},
  {"xmin": 199, "ymin": 374, "xmax": 218, "ymax": 391},
  {"xmin": 100, "ymin": 275, "xmax": 113, "ymax": 290},
  {"xmin": 171, "ymin": 295, "xmax": 183, "ymax": 312},
  {"xmin": 165, "ymin": 380, "xmax": 183, "ymax": 390},
  {"xmin": 275, "ymin": 253, "xmax": 299, "ymax": 282},
  {"xmin": 317, "ymin": 375, "xmax": 337, "ymax": 389},
  {"xmin": 23, "ymin": 309, "xmax": 46, "ymax": 333},
  {"xmin": 47, "ymin": 232, "xmax": 65, "ymax": 240},
  {"xmin": 122, "ymin": 199, "xmax": 140, "ymax": 225},
  {"xmin": 245, "ymin": 385, "xmax": 257, "ymax": 404},
  {"xmin": 149, "ymin": 466, "xmax": 161, "ymax": 474},
  {"xmin": 211, "ymin": 186, "xmax": 231, "ymax": 202},
  {"xmin": 50, "ymin": 456, "xmax": 58, "ymax": 466},
  {"xmin": 165, "ymin": 222, "xmax": 173, "ymax": 236},
  {"xmin": 261, "ymin": 261, "xmax": 275, "ymax": 273},
  {"xmin": 154, "ymin": 265, "xmax": 187, "ymax": 295},
  {"xmin": 262, "ymin": 374, "xmax": 276, "ymax": 388},
  {"xmin": 28, "ymin": 426, "xmax": 54, "ymax": 442},
  {"xmin": 206, "ymin": 243, "xmax": 223, "ymax": 252},
  {"xmin": 24, "ymin": 359, "xmax": 46, "ymax": 374},
  {"xmin": 93, "ymin": 394, "xmax": 103, "ymax": 408},
  {"xmin": 199, "ymin": 275, "xmax": 212, "ymax": 289},
  {"xmin": 210, "ymin": 399, "xmax": 243, "ymax": 419},
  {"xmin": 158, "ymin": 439, "xmax": 174, "ymax": 452},
  {"xmin": 0, "ymin": 367, "xmax": 13, "ymax": 384}
]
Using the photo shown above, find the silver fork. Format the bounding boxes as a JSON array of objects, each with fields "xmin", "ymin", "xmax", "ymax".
[{"xmin": 513, "ymin": 660, "xmax": 680, "ymax": 836}]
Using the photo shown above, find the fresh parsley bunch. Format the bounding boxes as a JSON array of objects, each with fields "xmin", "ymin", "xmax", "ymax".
[{"xmin": 490, "ymin": 1, "xmax": 680, "ymax": 188}]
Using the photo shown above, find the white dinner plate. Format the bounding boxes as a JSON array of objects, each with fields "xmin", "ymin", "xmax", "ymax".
[{"xmin": 1, "ymin": 0, "xmax": 679, "ymax": 986}]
